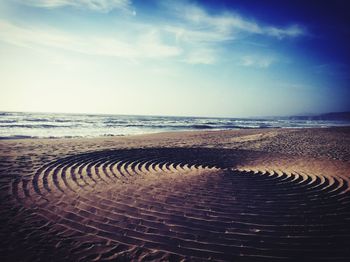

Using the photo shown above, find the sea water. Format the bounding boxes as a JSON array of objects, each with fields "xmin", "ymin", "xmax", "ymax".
[{"xmin": 0, "ymin": 111, "xmax": 349, "ymax": 139}]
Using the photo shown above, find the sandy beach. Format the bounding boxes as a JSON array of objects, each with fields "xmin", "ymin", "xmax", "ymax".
[{"xmin": 1, "ymin": 127, "xmax": 350, "ymax": 261}]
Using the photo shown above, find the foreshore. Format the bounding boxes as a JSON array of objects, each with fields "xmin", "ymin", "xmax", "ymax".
[{"xmin": 1, "ymin": 127, "xmax": 350, "ymax": 261}]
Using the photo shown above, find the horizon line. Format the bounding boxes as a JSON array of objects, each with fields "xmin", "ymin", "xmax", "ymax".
[{"xmin": 1, "ymin": 109, "xmax": 349, "ymax": 120}]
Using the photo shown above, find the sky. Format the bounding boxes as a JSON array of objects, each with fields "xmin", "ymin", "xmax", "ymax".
[{"xmin": 0, "ymin": 0, "xmax": 349, "ymax": 117}]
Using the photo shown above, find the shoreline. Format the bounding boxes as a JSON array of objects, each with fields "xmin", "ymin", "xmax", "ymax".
[
  {"xmin": 0, "ymin": 125, "xmax": 350, "ymax": 140},
  {"xmin": 1, "ymin": 127, "xmax": 349, "ymax": 160}
]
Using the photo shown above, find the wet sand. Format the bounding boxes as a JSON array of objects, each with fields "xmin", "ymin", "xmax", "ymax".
[{"xmin": 0, "ymin": 127, "xmax": 350, "ymax": 261}]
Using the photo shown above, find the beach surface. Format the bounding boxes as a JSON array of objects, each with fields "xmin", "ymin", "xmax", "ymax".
[{"xmin": 1, "ymin": 127, "xmax": 350, "ymax": 261}]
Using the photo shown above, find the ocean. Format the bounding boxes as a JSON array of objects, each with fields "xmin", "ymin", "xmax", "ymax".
[{"xmin": 0, "ymin": 111, "xmax": 349, "ymax": 139}]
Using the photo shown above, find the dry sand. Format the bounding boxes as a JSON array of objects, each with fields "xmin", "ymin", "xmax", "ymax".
[{"xmin": 0, "ymin": 127, "xmax": 350, "ymax": 261}]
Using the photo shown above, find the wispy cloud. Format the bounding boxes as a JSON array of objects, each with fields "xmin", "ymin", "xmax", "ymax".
[
  {"xmin": 0, "ymin": 0, "xmax": 306, "ymax": 66},
  {"xmin": 164, "ymin": 1, "xmax": 305, "ymax": 42},
  {"xmin": 137, "ymin": 30, "xmax": 182, "ymax": 58},
  {"xmin": 185, "ymin": 48, "xmax": 216, "ymax": 65},
  {"xmin": 265, "ymin": 25, "xmax": 305, "ymax": 39},
  {"xmin": 240, "ymin": 55, "xmax": 276, "ymax": 68},
  {"xmin": 157, "ymin": 1, "xmax": 305, "ymax": 64},
  {"xmin": 18, "ymin": 0, "xmax": 132, "ymax": 13},
  {"xmin": 0, "ymin": 20, "xmax": 181, "ymax": 60}
]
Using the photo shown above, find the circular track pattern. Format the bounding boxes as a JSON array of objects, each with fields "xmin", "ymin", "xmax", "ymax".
[{"xmin": 10, "ymin": 148, "xmax": 350, "ymax": 261}]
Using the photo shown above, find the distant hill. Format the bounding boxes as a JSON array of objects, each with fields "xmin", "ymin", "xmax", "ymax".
[{"xmin": 289, "ymin": 112, "xmax": 350, "ymax": 121}]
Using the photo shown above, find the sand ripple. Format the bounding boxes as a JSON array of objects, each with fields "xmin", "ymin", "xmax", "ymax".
[{"xmin": 5, "ymin": 148, "xmax": 350, "ymax": 261}]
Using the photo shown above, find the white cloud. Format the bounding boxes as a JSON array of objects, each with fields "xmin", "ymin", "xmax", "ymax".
[
  {"xmin": 157, "ymin": 1, "xmax": 305, "ymax": 65},
  {"xmin": 265, "ymin": 25, "xmax": 304, "ymax": 39},
  {"xmin": 185, "ymin": 48, "xmax": 216, "ymax": 65},
  {"xmin": 180, "ymin": 4, "xmax": 261, "ymax": 35},
  {"xmin": 17, "ymin": 0, "xmax": 132, "ymax": 13},
  {"xmin": 0, "ymin": 20, "xmax": 181, "ymax": 60},
  {"xmin": 1, "ymin": 1, "xmax": 306, "ymax": 66},
  {"xmin": 240, "ymin": 55, "xmax": 276, "ymax": 68},
  {"xmin": 164, "ymin": 25, "xmax": 233, "ymax": 44},
  {"xmin": 163, "ymin": 1, "xmax": 305, "ymax": 42},
  {"xmin": 138, "ymin": 30, "xmax": 182, "ymax": 58}
]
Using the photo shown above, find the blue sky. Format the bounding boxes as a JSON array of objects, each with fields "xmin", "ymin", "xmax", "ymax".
[{"xmin": 0, "ymin": 0, "xmax": 349, "ymax": 117}]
